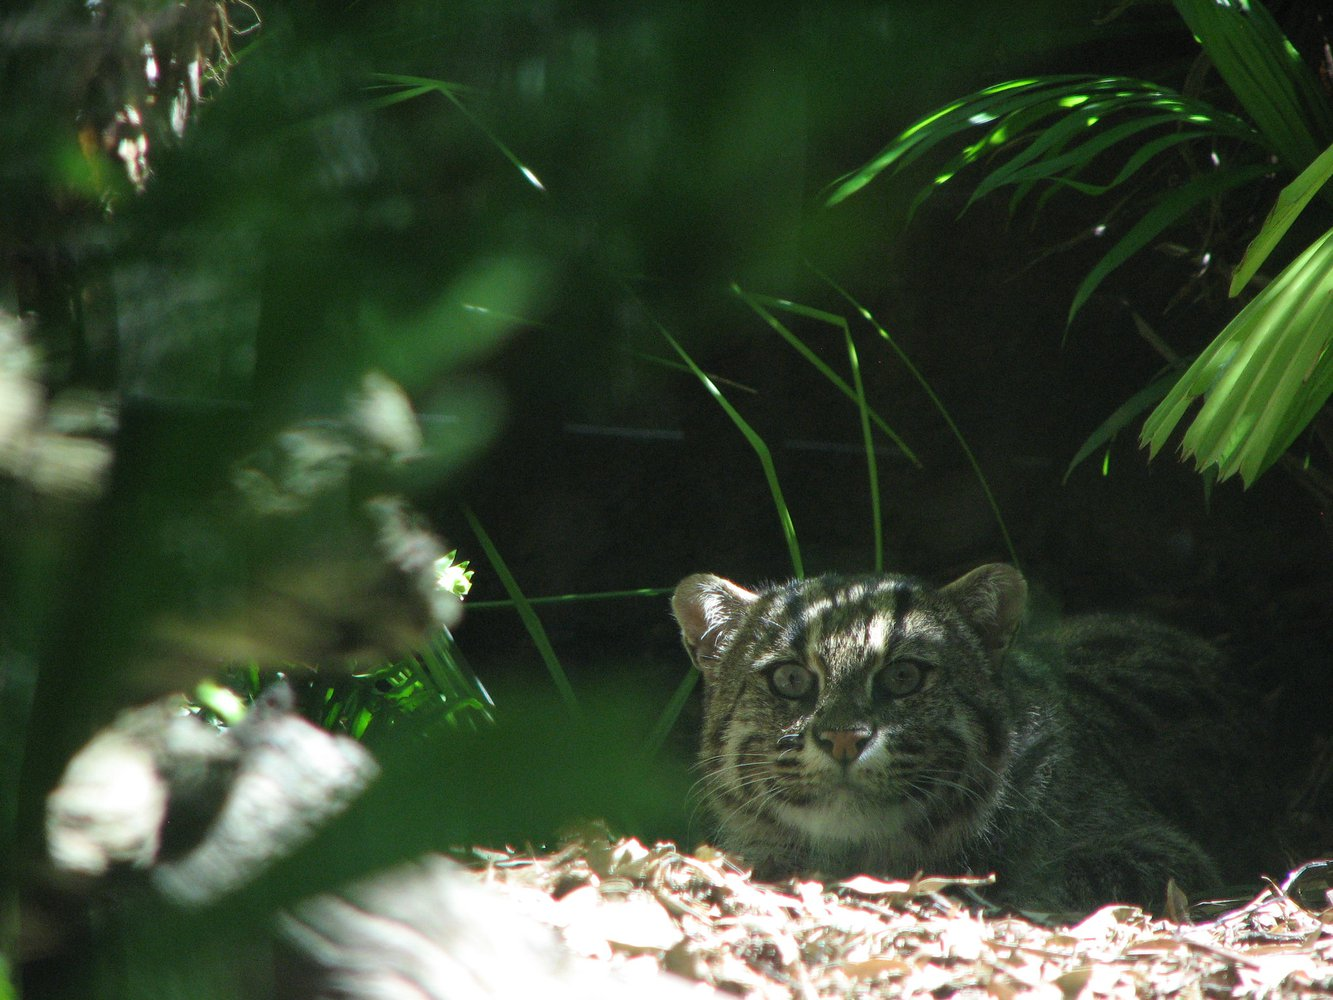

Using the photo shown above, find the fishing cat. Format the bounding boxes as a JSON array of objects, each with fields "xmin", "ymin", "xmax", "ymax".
[{"xmin": 671, "ymin": 563, "xmax": 1259, "ymax": 911}]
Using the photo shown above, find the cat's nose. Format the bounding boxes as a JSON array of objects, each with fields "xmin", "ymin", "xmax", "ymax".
[{"xmin": 816, "ymin": 727, "xmax": 874, "ymax": 762}]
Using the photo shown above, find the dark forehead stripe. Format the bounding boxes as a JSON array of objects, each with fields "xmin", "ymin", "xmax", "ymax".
[
  {"xmin": 891, "ymin": 579, "xmax": 917, "ymax": 616},
  {"xmin": 887, "ymin": 578, "xmax": 920, "ymax": 648},
  {"xmin": 751, "ymin": 584, "xmax": 815, "ymax": 648},
  {"xmin": 748, "ymin": 574, "xmax": 924, "ymax": 658}
]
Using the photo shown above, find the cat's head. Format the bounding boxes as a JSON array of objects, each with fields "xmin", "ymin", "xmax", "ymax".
[{"xmin": 670, "ymin": 564, "xmax": 1027, "ymax": 872}]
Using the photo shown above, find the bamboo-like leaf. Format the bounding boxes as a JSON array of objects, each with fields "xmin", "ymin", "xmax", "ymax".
[
  {"xmin": 824, "ymin": 76, "xmax": 1119, "ymax": 206},
  {"xmin": 1040, "ymin": 131, "xmax": 1224, "ymax": 198},
  {"xmin": 463, "ymin": 507, "xmax": 581, "ymax": 714},
  {"xmin": 1063, "ymin": 371, "xmax": 1178, "ymax": 483},
  {"xmin": 1142, "ymin": 224, "xmax": 1333, "ymax": 485},
  {"xmin": 657, "ymin": 323, "xmax": 804, "ymax": 578},
  {"xmin": 826, "ymin": 75, "xmax": 1261, "ymax": 211},
  {"xmin": 1232, "ymin": 139, "xmax": 1333, "ymax": 294},
  {"xmin": 1068, "ymin": 163, "xmax": 1271, "ymax": 324},
  {"xmin": 1172, "ymin": 0, "xmax": 1333, "ymax": 176},
  {"xmin": 965, "ymin": 96, "xmax": 1241, "ymax": 206},
  {"xmin": 1180, "ymin": 233, "xmax": 1332, "ymax": 463},
  {"xmin": 994, "ymin": 109, "xmax": 1251, "ymax": 196}
]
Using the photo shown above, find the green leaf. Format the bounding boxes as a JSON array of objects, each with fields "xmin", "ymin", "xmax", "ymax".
[
  {"xmin": 990, "ymin": 109, "xmax": 1252, "ymax": 197},
  {"xmin": 965, "ymin": 96, "xmax": 1243, "ymax": 206},
  {"xmin": 1068, "ymin": 163, "xmax": 1271, "ymax": 324},
  {"xmin": 826, "ymin": 75, "xmax": 1262, "ymax": 212},
  {"xmin": 1142, "ymin": 223, "xmax": 1333, "ymax": 485},
  {"xmin": 1232, "ymin": 139, "xmax": 1333, "ymax": 294},
  {"xmin": 1039, "ymin": 131, "xmax": 1223, "ymax": 198},
  {"xmin": 1063, "ymin": 371, "xmax": 1179, "ymax": 483}
]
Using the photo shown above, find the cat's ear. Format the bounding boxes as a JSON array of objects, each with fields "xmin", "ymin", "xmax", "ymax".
[
  {"xmin": 671, "ymin": 573, "xmax": 758, "ymax": 672},
  {"xmin": 941, "ymin": 563, "xmax": 1028, "ymax": 655}
]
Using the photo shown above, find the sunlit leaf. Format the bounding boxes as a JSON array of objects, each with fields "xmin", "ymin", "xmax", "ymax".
[
  {"xmin": 1142, "ymin": 224, "xmax": 1333, "ymax": 485},
  {"xmin": 824, "ymin": 76, "xmax": 1125, "ymax": 206},
  {"xmin": 826, "ymin": 75, "xmax": 1261, "ymax": 211},
  {"xmin": 1232, "ymin": 139, "xmax": 1333, "ymax": 294}
]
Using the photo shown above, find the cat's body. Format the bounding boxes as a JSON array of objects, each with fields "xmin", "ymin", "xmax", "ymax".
[{"xmin": 671, "ymin": 564, "xmax": 1258, "ymax": 911}]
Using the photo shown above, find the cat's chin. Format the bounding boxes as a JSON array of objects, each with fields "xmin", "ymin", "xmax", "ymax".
[{"xmin": 773, "ymin": 788, "xmax": 909, "ymax": 844}]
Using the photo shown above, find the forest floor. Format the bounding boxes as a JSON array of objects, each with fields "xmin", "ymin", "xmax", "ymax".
[{"xmin": 470, "ymin": 834, "xmax": 1333, "ymax": 999}]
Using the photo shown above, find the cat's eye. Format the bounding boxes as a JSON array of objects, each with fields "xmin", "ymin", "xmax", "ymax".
[
  {"xmin": 875, "ymin": 660, "xmax": 926, "ymax": 698},
  {"xmin": 768, "ymin": 662, "xmax": 815, "ymax": 699}
]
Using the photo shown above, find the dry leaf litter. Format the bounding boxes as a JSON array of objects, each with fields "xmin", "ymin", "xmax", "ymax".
[{"xmin": 465, "ymin": 836, "xmax": 1333, "ymax": 999}]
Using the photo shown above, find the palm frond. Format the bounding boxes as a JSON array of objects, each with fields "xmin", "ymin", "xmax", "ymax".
[
  {"xmin": 1142, "ymin": 223, "xmax": 1333, "ymax": 485},
  {"xmin": 824, "ymin": 75, "xmax": 1263, "ymax": 210}
]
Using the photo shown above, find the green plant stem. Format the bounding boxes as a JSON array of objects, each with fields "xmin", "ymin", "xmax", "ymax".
[{"xmin": 466, "ymin": 586, "xmax": 673, "ymax": 610}]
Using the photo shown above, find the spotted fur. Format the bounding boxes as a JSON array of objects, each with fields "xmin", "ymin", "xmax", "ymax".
[{"xmin": 672, "ymin": 564, "xmax": 1257, "ymax": 911}]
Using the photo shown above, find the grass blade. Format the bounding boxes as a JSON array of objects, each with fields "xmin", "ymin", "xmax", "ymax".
[
  {"xmin": 369, "ymin": 72, "xmax": 546, "ymax": 192},
  {"xmin": 816, "ymin": 270, "xmax": 1019, "ymax": 567},
  {"xmin": 732, "ymin": 285, "xmax": 921, "ymax": 467},
  {"xmin": 463, "ymin": 506, "xmax": 580, "ymax": 715},
  {"xmin": 844, "ymin": 326, "xmax": 883, "ymax": 572},
  {"xmin": 656, "ymin": 323, "xmax": 804, "ymax": 578},
  {"xmin": 465, "ymin": 587, "xmax": 673, "ymax": 610}
]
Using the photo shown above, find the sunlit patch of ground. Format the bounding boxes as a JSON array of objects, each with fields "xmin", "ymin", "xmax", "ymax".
[{"xmin": 470, "ymin": 836, "xmax": 1333, "ymax": 999}]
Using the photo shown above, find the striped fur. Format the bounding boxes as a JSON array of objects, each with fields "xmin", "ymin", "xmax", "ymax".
[{"xmin": 672, "ymin": 564, "xmax": 1255, "ymax": 911}]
